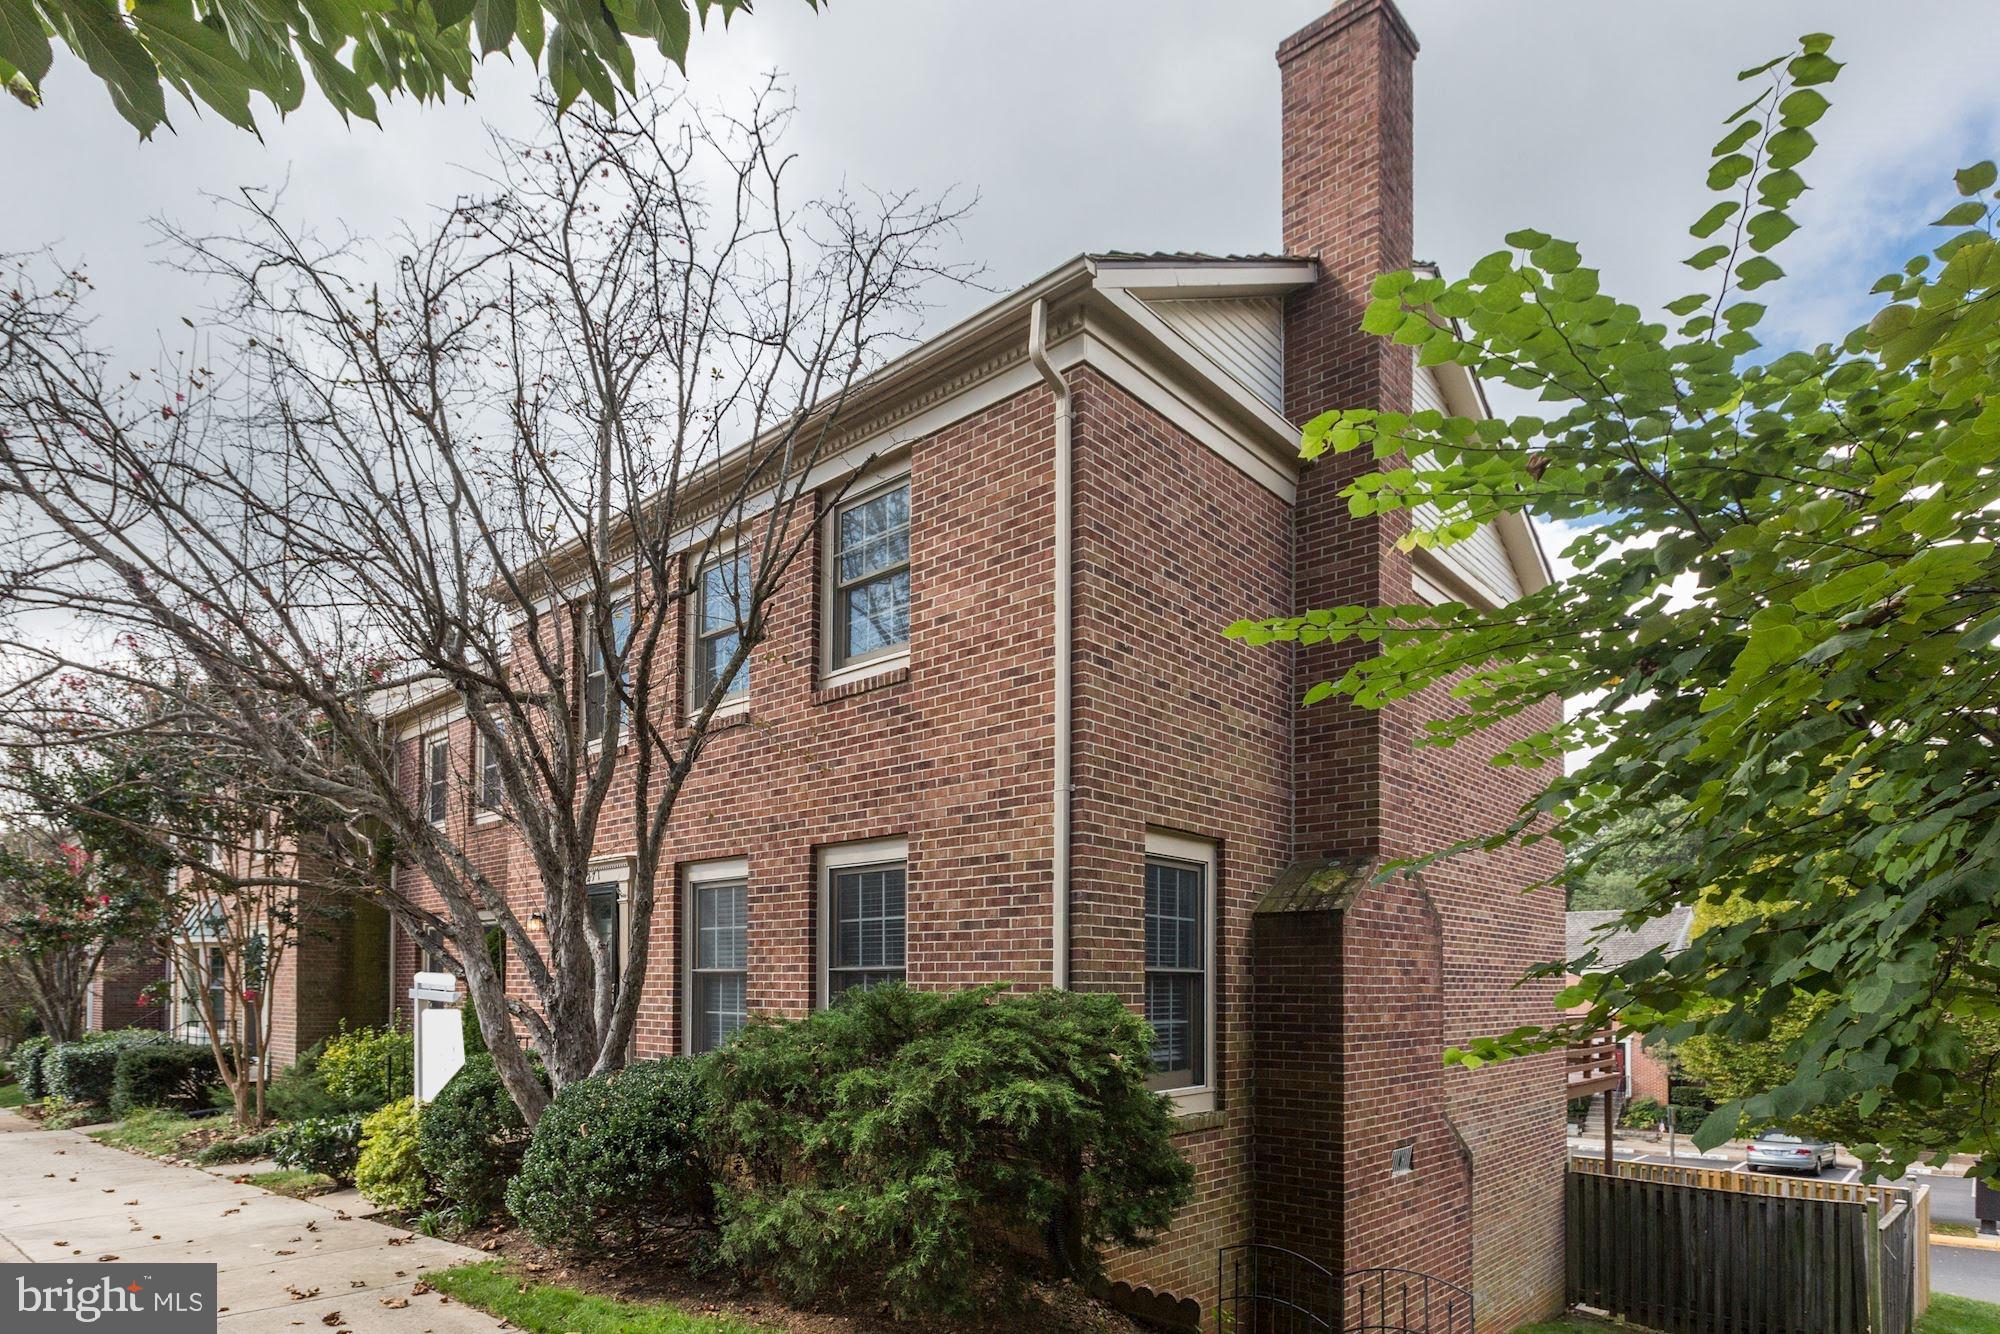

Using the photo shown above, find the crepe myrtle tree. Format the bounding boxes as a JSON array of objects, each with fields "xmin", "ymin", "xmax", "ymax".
[
  {"xmin": 0, "ymin": 672, "xmax": 371, "ymax": 1123},
  {"xmin": 0, "ymin": 0, "xmax": 815, "ymax": 139},
  {"xmin": 0, "ymin": 82, "xmax": 966, "ymax": 1123},
  {"xmin": 1235, "ymin": 33, "xmax": 2000, "ymax": 1179}
]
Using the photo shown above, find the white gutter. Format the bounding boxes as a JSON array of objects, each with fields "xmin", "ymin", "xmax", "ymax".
[{"xmin": 1028, "ymin": 298, "xmax": 1073, "ymax": 990}]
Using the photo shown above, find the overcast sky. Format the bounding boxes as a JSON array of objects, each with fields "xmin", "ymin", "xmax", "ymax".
[{"xmin": 9, "ymin": 0, "xmax": 1998, "ymax": 379}]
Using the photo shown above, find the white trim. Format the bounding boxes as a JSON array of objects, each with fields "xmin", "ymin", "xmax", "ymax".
[
  {"xmin": 820, "ymin": 469, "xmax": 914, "ymax": 685},
  {"xmin": 816, "ymin": 836, "xmax": 908, "ymax": 1008},
  {"xmin": 682, "ymin": 856, "xmax": 750, "ymax": 1055},
  {"xmin": 1144, "ymin": 828, "xmax": 1218, "ymax": 1115},
  {"xmin": 1090, "ymin": 258, "xmax": 1318, "ymax": 299}
]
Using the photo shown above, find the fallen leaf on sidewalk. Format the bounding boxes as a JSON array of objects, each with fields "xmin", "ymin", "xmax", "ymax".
[
  {"xmin": 318, "ymin": 1312, "xmax": 343, "ymax": 1327},
  {"xmin": 96, "ymin": 1255, "xmax": 117, "ymax": 1261},
  {"xmin": 380, "ymin": 1297, "xmax": 408, "ymax": 1309}
]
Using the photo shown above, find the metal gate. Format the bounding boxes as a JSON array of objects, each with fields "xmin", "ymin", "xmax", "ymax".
[{"xmin": 1213, "ymin": 1247, "xmax": 1474, "ymax": 1333}]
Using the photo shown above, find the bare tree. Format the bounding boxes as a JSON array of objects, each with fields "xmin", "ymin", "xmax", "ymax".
[{"xmin": 0, "ymin": 81, "xmax": 969, "ymax": 1121}]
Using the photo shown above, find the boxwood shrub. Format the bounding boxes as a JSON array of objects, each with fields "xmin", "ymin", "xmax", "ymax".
[
  {"xmin": 11, "ymin": 1036, "xmax": 53, "ymax": 1101},
  {"xmin": 273, "ymin": 1113, "xmax": 365, "ymax": 1181},
  {"xmin": 46, "ymin": 1031, "xmax": 169, "ymax": 1106},
  {"xmin": 356, "ymin": 1097, "xmax": 428, "ymax": 1212},
  {"xmin": 110, "ymin": 1043, "xmax": 216, "ymax": 1117},
  {"xmin": 505, "ymin": 1058, "xmax": 709, "ymax": 1255},
  {"xmin": 703, "ymin": 984, "xmax": 1194, "ymax": 1317},
  {"xmin": 415, "ymin": 1053, "xmax": 540, "ymax": 1222}
]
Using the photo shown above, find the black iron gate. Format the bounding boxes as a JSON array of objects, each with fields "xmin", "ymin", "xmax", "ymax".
[{"xmin": 1213, "ymin": 1247, "xmax": 1473, "ymax": 1333}]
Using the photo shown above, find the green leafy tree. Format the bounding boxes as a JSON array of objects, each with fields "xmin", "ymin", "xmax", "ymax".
[
  {"xmin": 0, "ymin": 0, "xmax": 809, "ymax": 137},
  {"xmin": 1566, "ymin": 796, "xmax": 1701, "ymax": 911},
  {"xmin": 1233, "ymin": 34, "xmax": 2000, "ymax": 1180}
]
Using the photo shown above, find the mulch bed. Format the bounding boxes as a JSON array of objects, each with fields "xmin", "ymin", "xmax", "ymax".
[{"xmin": 447, "ymin": 1220, "xmax": 1148, "ymax": 1333}]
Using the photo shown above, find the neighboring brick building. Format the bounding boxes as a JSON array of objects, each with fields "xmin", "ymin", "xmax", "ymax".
[
  {"xmin": 383, "ymin": 1, "xmax": 1566, "ymax": 1326},
  {"xmin": 1567, "ymin": 907, "xmax": 1695, "ymax": 1109},
  {"xmin": 86, "ymin": 940, "xmax": 167, "ymax": 1034}
]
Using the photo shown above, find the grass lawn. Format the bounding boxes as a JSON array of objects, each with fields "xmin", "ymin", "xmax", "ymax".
[
  {"xmin": 242, "ymin": 1168, "xmax": 335, "ymax": 1198},
  {"xmin": 428, "ymin": 1262, "xmax": 766, "ymax": 1334},
  {"xmin": 88, "ymin": 1108, "xmax": 202, "ymax": 1155},
  {"xmin": 1515, "ymin": 1294, "xmax": 2000, "ymax": 1334},
  {"xmin": 0, "ymin": 1082, "xmax": 21, "ymax": 1109}
]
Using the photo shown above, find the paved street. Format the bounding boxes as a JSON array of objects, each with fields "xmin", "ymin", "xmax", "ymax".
[
  {"xmin": 0, "ymin": 1109, "xmax": 504, "ymax": 1331},
  {"xmin": 1932, "ymin": 1242, "xmax": 2000, "ymax": 1304}
]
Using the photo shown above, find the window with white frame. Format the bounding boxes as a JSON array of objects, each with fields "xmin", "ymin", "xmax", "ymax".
[
  {"xmin": 820, "ymin": 838, "xmax": 906, "ymax": 1003},
  {"xmin": 424, "ymin": 733, "xmax": 449, "ymax": 825},
  {"xmin": 692, "ymin": 552, "xmax": 751, "ymax": 713},
  {"xmin": 1144, "ymin": 832, "xmax": 1215, "ymax": 1098},
  {"xmin": 478, "ymin": 720, "xmax": 504, "ymax": 812},
  {"xmin": 583, "ymin": 599, "xmax": 633, "ymax": 743},
  {"xmin": 685, "ymin": 859, "xmax": 748, "ymax": 1053},
  {"xmin": 586, "ymin": 876, "xmax": 623, "ymax": 994},
  {"xmin": 828, "ymin": 477, "xmax": 910, "ymax": 673}
]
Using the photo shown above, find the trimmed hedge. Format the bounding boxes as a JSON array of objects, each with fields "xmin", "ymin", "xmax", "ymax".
[
  {"xmin": 703, "ymin": 984, "xmax": 1195, "ymax": 1317},
  {"xmin": 46, "ymin": 1031, "xmax": 170, "ymax": 1106},
  {"xmin": 505, "ymin": 1058, "xmax": 710, "ymax": 1255},
  {"xmin": 416, "ymin": 1054, "xmax": 540, "ymax": 1222},
  {"xmin": 356, "ymin": 1097, "xmax": 427, "ymax": 1212},
  {"xmin": 273, "ymin": 1114, "xmax": 365, "ymax": 1181},
  {"xmin": 110, "ymin": 1044, "xmax": 216, "ymax": 1117},
  {"xmin": 11, "ymin": 1036, "xmax": 53, "ymax": 1101}
]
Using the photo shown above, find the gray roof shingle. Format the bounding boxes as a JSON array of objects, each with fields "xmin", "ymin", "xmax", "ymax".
[{"xmin": 1565, "ymin": 906, "xmax": 1694, "ymax": 971}]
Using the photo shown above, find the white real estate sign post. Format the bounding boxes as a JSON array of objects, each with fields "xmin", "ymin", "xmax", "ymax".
[{"xmin": 409, "ymin": 971, "xmax": 466, "ymax": 1104}]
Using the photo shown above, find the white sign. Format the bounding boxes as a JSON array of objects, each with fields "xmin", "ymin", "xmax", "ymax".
[
  {"xmin": 410, "ymin": 971, "xmax": 460, "ymax": 1004},
  {"xmin": 416, "ymin": 1005, "xmax": 466, "ymax": 1102}
]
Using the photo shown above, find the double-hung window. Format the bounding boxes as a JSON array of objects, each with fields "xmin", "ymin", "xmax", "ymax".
[
  {"xmin": 821, "ymin": 839, "xmax": 907, "ymax": 1002},
  {"xmin": 1144, "ymin": 832, "xmax": 1215, "ymax": 1100},
  {"xmin": 692, "ymin": 553, "xmax": 751, "ymax": 713},
  {"xmin": 686, "ymin": 859, "xmax": 749, "ymax": 1053},
  {"xmin": 829, "ymin": 478, "xmax": 910, "ymax": 672},
  {"xmin": 584, "ymin": 599, "xmax": 633, "ymax": 743},
  {"xmin": 424, "ymin": 733, "xmax": 449, "ymax": 825},
  {"xmin": 478, "ymin": 721, "xmax": 504, "ymax": 813},
  {"xmin": 586, "ymin": 878, "xmax": 622, "ymax": 994}
]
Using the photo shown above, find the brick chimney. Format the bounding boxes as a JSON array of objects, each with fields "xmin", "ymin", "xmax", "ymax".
[
  {"xmin": 1280, "ymin": 0, "xmax": 1420, "ymax": 865},
  {"xmin": 1253, "ymin": 0, "xmax": 1474, "ymax": 1301}
]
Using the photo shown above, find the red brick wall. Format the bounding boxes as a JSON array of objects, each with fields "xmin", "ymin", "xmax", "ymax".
[{"xmin": 88, "ymin": 940, "xmax": 167, "ymax": 1033}]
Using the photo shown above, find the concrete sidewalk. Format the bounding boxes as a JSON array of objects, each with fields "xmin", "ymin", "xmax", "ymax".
[{"xmin": 0, "ymin": 1108, "xmax": 504, "ymax": 1331}]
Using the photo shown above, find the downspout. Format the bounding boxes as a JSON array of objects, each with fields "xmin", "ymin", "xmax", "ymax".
[{"xmin": 1028, "ymin": 298, "xmax": 1073, "ymax": 989}]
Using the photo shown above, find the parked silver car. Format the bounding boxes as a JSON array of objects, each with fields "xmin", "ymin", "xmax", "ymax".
[{"xmin": 1746, "ymin": 1129, "xmax": 1837, "ymax": 1174}]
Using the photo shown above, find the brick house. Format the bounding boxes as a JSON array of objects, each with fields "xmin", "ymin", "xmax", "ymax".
[
  {"xmin": 1566, "ymin": 907, "xmax": 1695, "ymax": 1110},
  {"xmin": 380, "ymin": 0, "xmax": 1567, "ymax": 1325}
]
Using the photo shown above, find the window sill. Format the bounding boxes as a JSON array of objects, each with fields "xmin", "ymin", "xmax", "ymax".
[
  {"xmin": 1163, "ymin": 1086, "xmax": 1217, "ymax": 1118},
  {"xmin": 1170, "ymin": 1107, "xmax": 1226, "ymax": 1137},
  {"xmin": 473, "ymin": 810, "xmax": 503, "ymax": 827},
  {"xmin": 814, "ymin": 662, "xmax": 910, "ymax": 705},
  {"xmin": 685, "ymin": 707, "xmax": 753, "ymax": 735}
]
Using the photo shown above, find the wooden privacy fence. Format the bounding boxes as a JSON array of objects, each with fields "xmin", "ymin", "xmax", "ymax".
[
  {"xmin": 1567, "ymin": 1169, "xmax": 1920, "ymax": 1334},
  {"xmin": 1569, "ymin": 1154, "xmax": 1931, "ymax": 1313}
]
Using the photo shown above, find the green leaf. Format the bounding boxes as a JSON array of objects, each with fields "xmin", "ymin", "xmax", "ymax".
[
  {"xmin": 1690, "ymin": 200, "xmax": 1740, "ymax": 240},
  {"xmin": 1735, "ymin": 54, "xmax": 1783, "ymax": 82},
  {"xmin": 1956, "ymin": 162, "xmax": 1999, "ymax": 197},
  {"xmin": 1778, "ymin": 88, "xmax": 1829, "ymax": 128},
  {"xmin": 49, "ymin": 0, "xmax": 168, "ymax": 134},
  {"xmin": 1758, "ymin": 169, "xmax": 1807, "ymax": 208},
  {"xmin": 1707, "ymin": 153, "xmax": 1754, "ymax": 190},
  {"xmin": 1786, "ymin": 51, "xmax": 1842, "ymax": 86},
  {"xmin": 471, "ymin": 0, "xmax": 515, "ymax": 54},
  {"xmin": 1664, "ymin": 293, "xmax": 1707, "ymax": 317},
  {"xmin": 1529, "ymin": 238, "xmax": 1581, "ymax": 275},
  {"xmin": 1745, "ymin": 210, "xmax": 1799, "ymax": 253},
  {"xmin": 1722, "ymin": 301, "xmax": 1764, "ymax": 329},
  {"xmin": 0, "ymin": 0, "xmax": 52, "ymax": 88},
  {"xmin": 1934, "ymin": 201, "xmax": 1988, "ymax": 228},
  {"xmin": 1468, "ymin": 250, "xmax": 1513, "ymax": 284},
  {"xmin": 1359, "ymin": 298, "xmax": 1403, "ymax": 336},
  {"xmin": 1686, "ymin": 245, "xmax": 1729, "ymax": 271},
  {"xmin": 1735, "ymin": 256, "xmax": 1784, "ymax": 289},
  {"xmin": 131, "ymin": 0, "xmax": 259, "ymax": 130},
  {"xmin": 1765, "ymin": 127, "xmax": 1816, "ymax": 171},
  {"xmin": 1711, "ymin": 120, "xmax": 1758, "ymax": 157},
  {"xmin": 1503, "ymin": 228, "xmax": 1550, "ymax": 250}
]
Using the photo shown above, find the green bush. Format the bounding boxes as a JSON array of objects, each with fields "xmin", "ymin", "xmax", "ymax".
[
  {"xmin": 416, "ymin": 1053, "xmax": 540, "ymax": 1222},
  {"xmin": 45, "ymin": 1030, "xmax": 169, "ymax": 1106},
  {"xmin": 704, "ymin": 984, "xmax": 1195, "ymax": 1317},
  {"xmin": 506, "ymin": 1059, "xmax": 709, "ymax": 1255},
  {"xmin": 110, "ymin": 1044, "xmax": 216, "ymax": 1117},
  {"xmin": 356, "ymin": 1097, "xmax": 428, "ymax": 1212},
  {"xmin": 272, "ymin": 1113, "xmax": 365, "ymax": 1181},
  {"xmin": 12, "ymin": 1036, "xmax": 52, "ymax": 1101},
  {"xmin": 1619, "ymin": 1096, "xmax": 1667, "ymax": 1130},
  {"xmin": 193, "ymin": 1127, "xmax": 282, "ymax": 1165},
  {"xmin": 319, "ymin": 1024, "xmax": 412, "ymax": 1111}
]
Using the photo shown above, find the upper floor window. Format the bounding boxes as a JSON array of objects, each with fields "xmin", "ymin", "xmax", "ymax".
[
  {"xmin": 830, "ymin": 478, "xmax": 909, "ymax": 672},
  {"xmin": 820, "ymin": 838, "xmax": 907, "ymax": 1003},
  {"xmin": 692, "ymin": 552, "xmax": 751, "ymax": 713},
  {"xmin": 424, "ymin": 733, "xmax": 449, "ymax": 825},
  {"xmin": 1144, "ymin": 831, "xmax": 1216, "ymax": 1102},
  {"xmin": 584, "ymin": 599, "xmax": 633, "ymax": 743},
  {"xmin": 478, "ymin": 720, "xmax": 504, "ymax": 812}
]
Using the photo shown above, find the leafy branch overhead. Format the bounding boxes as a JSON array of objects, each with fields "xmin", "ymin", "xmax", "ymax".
[
  {"xmin": 1234, "ymin": 34, "xmax": 2000, "ymax": 1179},
  {"xmin": 0, "ymin": 0, "xmax": 811, "ymax": 136}
]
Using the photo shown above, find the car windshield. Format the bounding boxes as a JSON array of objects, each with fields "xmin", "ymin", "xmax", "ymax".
[{"xmin": 1758, "ymin": 1133, "xmax": 1803, "ymax": 1144}]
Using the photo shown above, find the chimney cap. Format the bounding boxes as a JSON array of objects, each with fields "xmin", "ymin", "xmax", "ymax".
[{"xmin": 1277, "ymin": 0, "xmax": 1419, "ymax": 65}]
